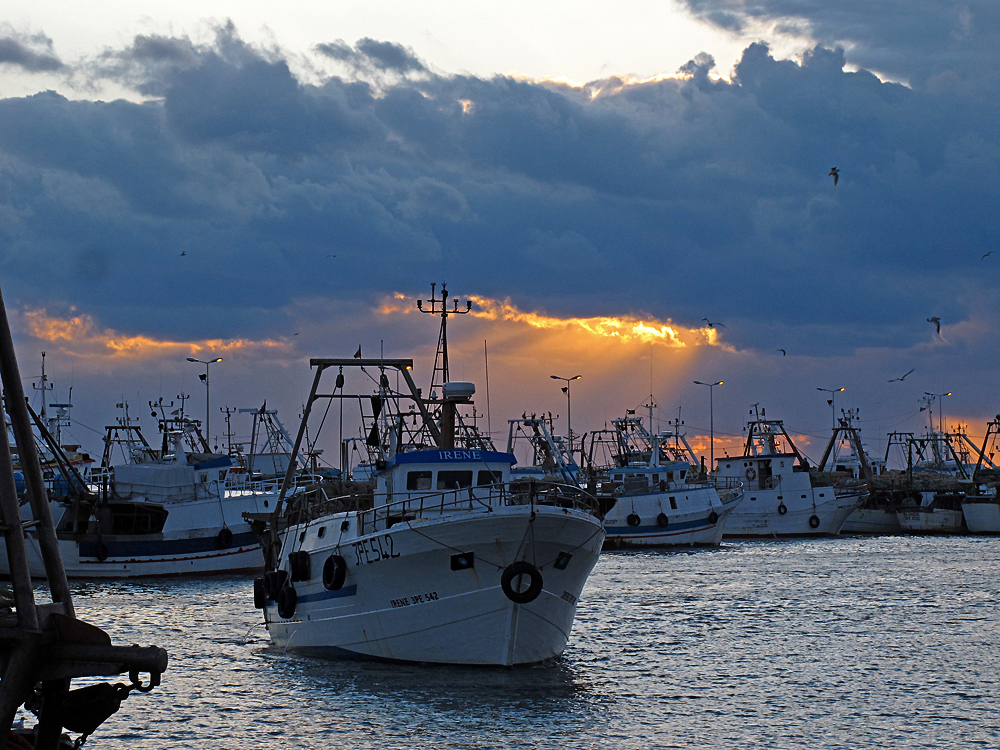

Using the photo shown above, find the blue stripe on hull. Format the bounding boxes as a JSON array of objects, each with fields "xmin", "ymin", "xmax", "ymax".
[
  {"xmin": 291, "ymin": 584, "xmax": 359, "ymax": 604},
  {"xmin": 605, "ymin": 516, "xmax": 716, "ymax": 535},
  {"xmin": 78, "ymin": 531, "xmax": 258, "ymax": 558}
]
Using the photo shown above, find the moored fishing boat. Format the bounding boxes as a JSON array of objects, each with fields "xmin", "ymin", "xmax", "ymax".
[
  {"xmin": 961, "ymin": 416, "xmax": 1000, "ymax": 533},
  {"xmin": 716, "ymin": 407, "xmax": 864, "ymax": 537},
  {"xmin": 1, "ymin": 411, "xmax": 276, "ymax": 578},
  {"xmin": 896, "ymin": 492, "xmax": 966, "ymax": 534},
  {"xmin": 586, "ymin": 414, "xmax": 743, "ymax": 547}
]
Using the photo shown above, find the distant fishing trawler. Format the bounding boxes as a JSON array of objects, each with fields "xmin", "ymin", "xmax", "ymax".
[
  {"xmin": 1, "ymin": 408, "xmax": 276, "ymax": 578},
  {"xmin": 585, "ymin": 411, "xmax": 743, "ymax": 546},
  {"xmin": 246, "ymin": 285, "xmax": 605, "ymax": 665},
  {"xmin": 716, "ymin": 408, "xmax": 864, "ymax": 536}
]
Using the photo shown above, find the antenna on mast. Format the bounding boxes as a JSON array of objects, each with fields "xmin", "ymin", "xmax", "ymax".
[{"xmin": 417, "ymin": 282, "xmax": 472, "ymax": 400}]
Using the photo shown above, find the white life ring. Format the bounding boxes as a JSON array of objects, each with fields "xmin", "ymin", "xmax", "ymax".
[{"xmin": 745, "ymin": 466, "xmax": 757, "ymax": 481}]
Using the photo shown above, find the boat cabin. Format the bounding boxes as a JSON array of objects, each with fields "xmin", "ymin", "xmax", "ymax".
[
  {"xmin": 607, "ymin": 461, "xmax": 691, "ymax": 494},
  {"xmin": 715, "ymin": 455, "xmax": 810, "ymax": 492},
  {"xmin": 377, "ymin": 448, "xmax": 515, "ymax": 503}
]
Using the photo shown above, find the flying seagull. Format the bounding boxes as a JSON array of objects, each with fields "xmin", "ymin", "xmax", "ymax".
[
  {"xmin": 778, "ymin": 349, "xmax": 786, "ymax": 356},
  {"xmin": 702, "ymin": 317, "xmax": 726, "ymax": 329},
  {"xmin": 927, "ymin": 316, "xmax": 941, "ymax": 334},
  {"xmin": 180, "ymin": 251, "xmax": 186, "ymax": 256},
  {"xmin": 829, "ymin": 167, "xmax": 839, "ymax": 186},
  {"xmin": 982, "ymin": 251, "xmax": 993, "ymax": 260},
  {"xmin": 888, "ymin": 368, "xmax": 915, "ymax": 382}
]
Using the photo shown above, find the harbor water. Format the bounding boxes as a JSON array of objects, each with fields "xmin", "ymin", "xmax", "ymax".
[{"xmin": 31, "ymin": 536, "xmax": 1000, "ymax": 748}]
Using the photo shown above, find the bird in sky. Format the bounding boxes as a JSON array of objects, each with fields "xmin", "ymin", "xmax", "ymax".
[
  {"xmin": 778, "ymin": 349, "xmax": 786, "ymax": 356},
  {"xmin": 927, "ymin": 316, "xmax": 941, "ymax": 334},
  {"xmin": 326, "ymin": 254, "xmax": 337, "ymax": 258},
  {"xmin": 888, "ymin": 368, "xmax": 915, "ymax": 382},
  {"xmin": 702, "ymin": 317, "xmax": 726, "ymax": 329},
  {"xmin": 829, "ymin": 167, "xmax": 839, "ymax": 186},
  {"xmin": 180, "ymin": 251, "xmax": 186, "ymax": 256},
  {"xmin": 982, "ymin": 251, "xmax": 993, "ymax": 260}
]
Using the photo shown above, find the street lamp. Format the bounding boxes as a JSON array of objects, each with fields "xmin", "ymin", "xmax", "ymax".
[
  {"xmin": 923, "ymin": 391, "xmax": 952, "ymax": 434},
  {"xmin": 187, "ymin": 357, "xmax": 223, "ymax": 445},
  {"xmin": 816, "ymin": 387, "xmax": 845, "ymax": 429},
  {"xmin": 693, "ymin": 380, "xmax": 723, "ymax": 474},
  {"xmin": 550, "ymin": 375, "xmax": 582, "ymax": 452}
]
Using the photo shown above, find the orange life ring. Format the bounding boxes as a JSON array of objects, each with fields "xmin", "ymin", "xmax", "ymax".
[{"xmin": 745, "ymin": 466, "xmax": 757, "ymax": 481}]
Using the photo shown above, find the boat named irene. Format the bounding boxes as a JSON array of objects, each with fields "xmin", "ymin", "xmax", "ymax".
[{"xmin": 247, "ymin": 286, "xmax": 604, "ymax": 666}]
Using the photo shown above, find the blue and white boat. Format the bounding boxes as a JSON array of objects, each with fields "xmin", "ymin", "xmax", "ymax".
[
  {"xmin": 587, "ymin": 415, "xmax": 743, "ymax": 547},
  {"xmin": 2, "ymin": 414, "xmax": 276, "ymax": 578}
]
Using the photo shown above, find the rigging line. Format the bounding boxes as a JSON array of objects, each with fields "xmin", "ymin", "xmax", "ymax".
[{"xmin": 312, "ymin": 390, "xmax": 336, "ymax": 450}]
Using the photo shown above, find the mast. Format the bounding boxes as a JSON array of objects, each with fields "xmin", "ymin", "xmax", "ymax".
[{"xmin": 418, "ymin": 282, "xmax": 472, "ymax": 398}]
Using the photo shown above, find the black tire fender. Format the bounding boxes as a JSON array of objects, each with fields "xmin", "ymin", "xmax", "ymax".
[
  {"xmin": 777, "ymin": 503, "xmax": 788, "ymax": 515},
  {"xmin": 809, "ymin": 514, "xmax": 821, "ymax": 529},
  {"xmin": 708, "ymin": 511, "xmax": 719, "ymax": 524},
  {"xmin": 656, "ymin": 512, "xmax": 669, "ymax": 527},
  {"xmin": 217, "ymin": 527, "xmax": 234, "ymax": 549},
  {"xmin": 500, "ymin": 561, "xmax": 543, "ymax": 604},
  {"xmin": 264, "ymin": 569, "xmax": 288, "ymax": 600},
  {"xmin": 95, "ymin": 541, "xmax": 109, "ymax": 562},
  {"xmin": 289, "ymin": 550, "xmax": 311, "ymax": 582},
  {"xmin": 253, "ymin": 577, "xmax": 266, "ymax": 609},
  {"xmin": 626, "ymin": 513, "xmax": 641, "ymax": 527},
  {"xmin": 277, "ymin": 585, "xmax": 297, "ymax": 619},
  {"xmin": 323, "ymin": 554, "xmax": 348, "ymax": 591}
]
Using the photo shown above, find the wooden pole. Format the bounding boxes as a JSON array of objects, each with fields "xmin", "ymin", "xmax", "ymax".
[{"xmin": 0, "ymin": 284, "xmax": 74, "ymax": 615}]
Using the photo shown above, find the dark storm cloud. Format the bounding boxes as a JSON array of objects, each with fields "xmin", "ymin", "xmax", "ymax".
[
  {"xmin": 0, "ymin": 25, "xmax": 997, "ymax": 355},
  {"xmin": 316, "ymin": 37, "xmax": 426, "ymax": 76},
  {"xmin": 0, "ymin": 27, "xmax": 63, "ymax": 73},
  {"xmin": 681, "ymin": 0, "xmax": 1000, "ymax": 86}
]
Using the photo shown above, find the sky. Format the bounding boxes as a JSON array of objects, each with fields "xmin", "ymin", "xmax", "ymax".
[{"xmin": 2, "ymin": 1, "xmax": 999, "ymax": 470}]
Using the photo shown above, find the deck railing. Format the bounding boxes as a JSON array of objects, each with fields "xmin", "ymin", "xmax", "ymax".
[{"xmin": 283, "ymin": 479, "xmax": 601, "ymax": 535}]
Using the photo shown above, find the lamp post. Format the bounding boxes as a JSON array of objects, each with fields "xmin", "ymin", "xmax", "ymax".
[
  {"xmin": 923, "ymin": 391, "xmax": 952, "ymax": 433},
  {"xmin": 816, "ymin": 387, "xmax": 845, "ymax": 429},
  {"xmin": 693, "ymin": 380, "xmax": 723, "ymax": 473},
  {"xmin": 187, "ymin": 357, "xmax": 223, "ymax": 445},
  {"xmin": 550, "ymin": 374, "xmax": 582, "ymax": 452}
]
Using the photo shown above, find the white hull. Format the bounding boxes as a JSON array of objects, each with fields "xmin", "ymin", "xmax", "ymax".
[
  {"xmin": 0, "ymin": 491, "xmax": 270, "ymax": 578},
  {"xmin": 723, "ymin": 488, "xmax": 862, "ymax": 537},
  {"xmin": 841, "ymin": 507, "xmax": 903, "ymax": 535},
  {"xmin": 961, "ymin": 500, "xmax": 1000, "ymax": 534},
  {"xmin": 896, "ymin": 508, "xmax": 964, "ymax": 534},
  {"xmin": 264, "ymin": 505, "xmax": 604, "ymax": 665},
  {"xmin": 603, "ymin": 487, "xmax": 743, "ymax": 547}
]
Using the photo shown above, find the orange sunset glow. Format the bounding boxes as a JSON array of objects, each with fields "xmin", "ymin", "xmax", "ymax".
[{"xmin": 18, "ymin": 309, "xmax": 292, "ymax": 362}]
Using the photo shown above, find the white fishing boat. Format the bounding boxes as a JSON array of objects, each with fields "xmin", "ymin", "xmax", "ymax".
[
  {"xmin": 961, "ymin": 417, "xmax": 1000, "ymax": 533},
  {"xmin": 716, "ymin": 408, "xmax": 864, "ymax": 537},
  {"xmin": 247, "ymin": 285, "xmax": 604, "ymax": 665},
  {"xmin": 2, "ymin": 411, "xmax": 277, "ymax": 578},
  {"xmin": 586, "ymin": 414, "xmax": 743, "ymax": 547},
  {"xmin": 962, "ymin": 490, "xmax": 1000, "ymax": 533}
]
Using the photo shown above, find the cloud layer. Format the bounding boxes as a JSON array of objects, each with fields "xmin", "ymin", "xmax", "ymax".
[{"xmin": 1, "ymin": 17, "xmax": 998, "ymax": 447}]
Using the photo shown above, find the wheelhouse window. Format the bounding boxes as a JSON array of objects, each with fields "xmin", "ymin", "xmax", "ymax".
[
  {"xmin": 406, "ymin": 471, "xmax": 432, "ymax": 490},
  {"xmin": 438, "ymin": 470, "xmax": 473, "ymax": 490},
  {"xmin": 477, "ymin": 470, "xmax": 503, "ymax": 486}
]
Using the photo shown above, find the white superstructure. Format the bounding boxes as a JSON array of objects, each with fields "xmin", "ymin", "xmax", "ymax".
[{"xmin": 716, "ymin": 411, "xmax": 863, "ymax": 537}]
